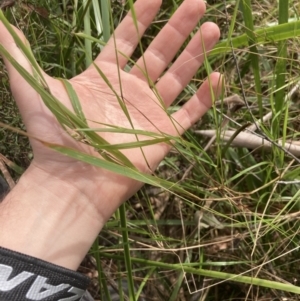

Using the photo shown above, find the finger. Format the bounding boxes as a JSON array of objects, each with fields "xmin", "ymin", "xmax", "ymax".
[
  {"xmin": 172, "ymin": 72, "xmax": 223, "ymax": 134},
  {"xmin": 130, "ymin": 0, "xmax": 206, "ymax": 82},
  {"xmin": 93, "ymin": 0, "xmax": 162, "ymax": 69},
  {"xmin": 157, "ymin": 22, "xmax": 220, "ymax": 107}
]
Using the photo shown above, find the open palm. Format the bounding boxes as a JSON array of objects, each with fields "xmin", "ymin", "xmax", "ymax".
[{"xmin": 1, "ymin": 0, "xmax": 221, "ymax": 218}]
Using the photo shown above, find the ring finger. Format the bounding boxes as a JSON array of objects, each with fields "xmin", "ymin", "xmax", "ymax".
[
  {"xmin": 156, "ymin": 22, "xmax": 220, "ymax": 107},
  {"xmin": 130, "ymin": 0, "xmax": 206, "ymax": 82}
]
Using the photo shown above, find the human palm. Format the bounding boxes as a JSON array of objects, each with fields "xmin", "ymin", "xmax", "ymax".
[{"xmin": 1, "ymin": 0, "xmax": 222, "ymax": 214}]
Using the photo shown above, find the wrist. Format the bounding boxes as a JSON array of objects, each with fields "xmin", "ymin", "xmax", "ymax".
[{"xmin": 0, "ymin": 163, "xmax": 104, "ymax": 270}]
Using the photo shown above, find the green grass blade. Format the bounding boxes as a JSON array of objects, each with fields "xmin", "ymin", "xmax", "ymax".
[
  {"xmin": 119, "ymin": 204, "xmax": 136, "ymax": 301},
  {"xmin": 90, "ymin": 238, "xmax": 112, "ymax": 301},
  {"xmin": 45, "ymin": 143, "xmax": 196, "ymax": 196},
  {"xmin": 224, "ymin": 162, "xmax": 269, "ymax": 185},
  {"xmin": 71, "ymin": 0, "xmax": 79, "ymax": 77},
  {"xmin": 240, "ymin": 0, "xmax": 262, "ymax": 117},
  {"xmin": 273, "ymin": 0, "xmax": 289, "ymax": 152},
  {"xmin": 209, "ymin": 20, "xmax": 300, "ymax": 57},
  {"xmin": 75, "ymin": 126, "xmax": 171, "ymax": 137},
  {"xmin": 100, "ymin": 253, "xmax": 300, "ymax": 294},
  {"xmin": 275, "ymin": 0, "xmax": 289, "ymax": 114},
  {"xmin": 83, "ymin": 0, "xmax": 92, "ymax": 67},
  {"xmin": 91, "ymin": 0, "xmax": 101, "ymax": 37},
  {"xmin": 100, "ymin": 0, "xmax": 111, "ymax": 43},
  {"xmin": 60, "ymin": 79, "xmax": 87, "ymax": 124},
  {"xmin": 74, "ymin": 32, "xmax": 106, "ymax": 46},
  {"xmin": 90, "ymin": 138, "xmax": 171, "ymax": 151},
  {"xmin": 227, "ymin": 0, "xmax": 240, "ymax": 39}
]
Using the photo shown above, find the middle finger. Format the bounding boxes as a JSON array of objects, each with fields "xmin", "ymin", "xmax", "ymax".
[
  {"xmin": 130, "ymin": 0, "xmax": 206, "ymax": 82},
  {"xmin": 156, "ymin": 21, "xmax": 220, "ymax": 107}
]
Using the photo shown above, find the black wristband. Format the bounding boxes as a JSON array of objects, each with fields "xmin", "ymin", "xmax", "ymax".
[{"xmin": 0, "ymin": 246, "xmax": 90, "ymax": 301}]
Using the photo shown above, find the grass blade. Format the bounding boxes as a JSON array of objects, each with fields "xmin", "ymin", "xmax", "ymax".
[
  {"xmin": 100, "ymin": 253, "xmax": 300, "ymax": 294},
  {"xmin": 83, "ymin": 0, "xmax": 92, "ymax": 67},
  {"xmin": 240, "ymin": 0, "xmax": 262, "ymax": 117},
  {"xmin": 273, "ymin": 0, "xmax": 289, "ymax": 157},
  {"xmin": 119, "ymin": 204, "xmax": 136, "ymax": 301},
  {"xmin": 209, "ymin": 20, "xmax": 300, "ymax": 57},
  {"xmin": 60, "ymin": 79, "xmax": 87, "ymax": 124}
]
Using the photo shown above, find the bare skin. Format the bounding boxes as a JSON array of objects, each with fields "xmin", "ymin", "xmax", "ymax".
[{"xmin": 0, "ymin": 0, "xmax": 222, "ymax": 270}]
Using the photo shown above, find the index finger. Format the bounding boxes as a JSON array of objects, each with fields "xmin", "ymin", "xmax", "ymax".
[{"xmin": 94, "ymin": 0, "xmax": 162, "ymax": 68}]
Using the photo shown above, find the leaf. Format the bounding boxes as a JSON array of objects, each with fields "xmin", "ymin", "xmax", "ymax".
[
  {"xmin": 210, "ymin": 20, "xmax": 300, "ymax": 57},
  {"xmin": 60, "ymin": 78, "xmax": 87, "ymax": 124}
]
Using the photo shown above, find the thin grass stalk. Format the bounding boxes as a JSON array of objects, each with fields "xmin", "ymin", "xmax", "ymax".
[
  {"xmin": 63, "ymin": 3, "xmax": 87, "ymax": 68},
  {"xmin": 281, "ymin": 100, "xmax": 290, "ymax": 161},
  {"xmin": 100, "ymin": 0, "xmax": 111, "ymax": 43},
  {"xmin": 169, "ymin": 270, "xmax": 185, "ymax": 300},
  {"xmin": 169, "ymin": 256, "xmax": 190, "ymax": 301},
  {"xmin": 119, "ymin": 204, "xmax": 136, "ymax": 301},
  {"xmin": 273, "ymin": 0, "xmax": 289, "ymax": 160},
  {"xmin": 135, "ymin": 267, "xmax": 155, "ymax": 299},
  {"xmin": 100, "ymin": 253, "xmax": 300, "ymax": 294},
  {"xmin": 116, "ymin": 253, "xmax": 126, "ymax": 301},
  {"xmin": 199, "ymin": 27, "xmax": 225, "ymax": 182},
  {"xmin": 61, "ymin": 0, "xmax": 66, "ymax": 12},
  {"xmin": 71, "ymin": 0, "xmax": 78, "ymax": 76},
  {"xmin": 99, "ymin": 273, "xmax": 113, "ymax": 301},
  {"xmin": 275, "ymin": 0, "xmax": 289, "ymax": 114},
  {"xmin": 60, "ymin": 79, "xmax": 87, "ymax": 123},
  {"xmin": 112, "ymin": 210, "xmax": 125, "ymax": 301},
  {"xmin": 91, "ymin": 0, "xmax": 101, "ymax": 37},
  {"xmin": 227, "ymin": 0, "xmax": 240, "ymax": 39},
  {"xmin": 28, "ymin": 25, "xmax": 42, "ymax": 67},
  {"xmin": 127, "ymin": 0, "xmax": 158, "ymax": 93},
  {"xmin": 83, "ymin": 0, "xmax": 92, "ymax": 67},
  {"xmin": 210, "ymin": 19, "xmax": 300, "ymax": 56},
  {"xmin": 91, "ymin": 238, "xmax": 113, "ymax": 301},
  {"xmin": 224, "ymin": 161, "xmax": 269, "ymax": 185},
  {"xmin": 240, "ymin": 0, "xmax": 263, "ymax": 117}
]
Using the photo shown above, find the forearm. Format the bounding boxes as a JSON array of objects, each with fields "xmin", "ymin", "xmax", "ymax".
[{"xmin": 0, "ymin": 164, "xmax": 104, "ymax": 270}]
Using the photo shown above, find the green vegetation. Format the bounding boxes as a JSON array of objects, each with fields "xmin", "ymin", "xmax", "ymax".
[{"xmin": 1, "ymin": 0, "xmax": 300, "ymax": 300}]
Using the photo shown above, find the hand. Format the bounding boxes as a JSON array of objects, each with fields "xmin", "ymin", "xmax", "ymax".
[{"xmin": 0, "ymin": 0, "xmax": 222, "ymax": 268}]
